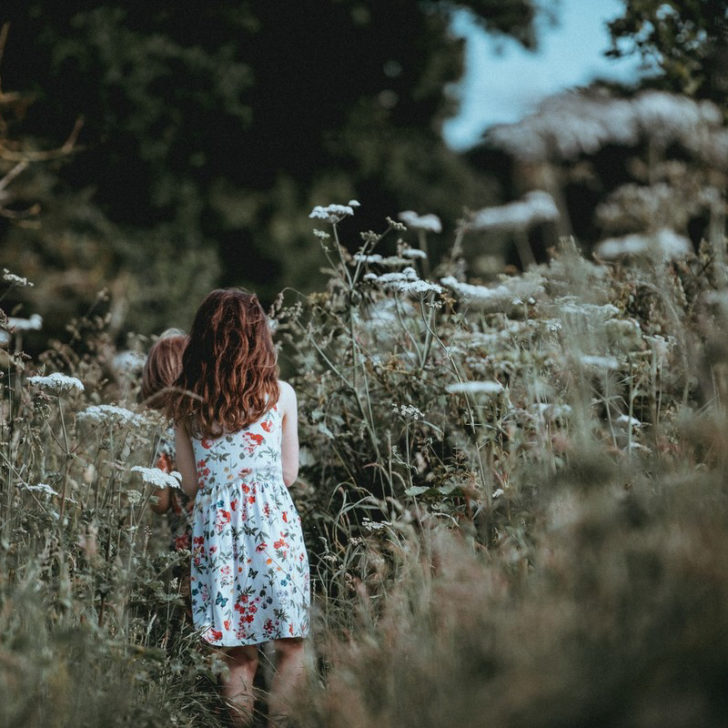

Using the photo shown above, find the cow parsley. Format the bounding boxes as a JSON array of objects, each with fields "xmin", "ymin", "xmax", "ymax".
[
  {"xmin": 468, "ymin": 191, "xmax": 559, "ymax": 232},
  {"xmin": 595, "ymin": 229, "xmax": 692, "ymax": 261},
  {"xmin": 22, "ymin": 482, "xmax": 59, "ymax": 496},
  {"xmin": 130, "ymin": 466, "xmax": 183, "ymax": 490},
  {"xmin": 309, "ymin": 203, "xmax": 356, "ymax": 223},
  {"xmin": 78, "ymin": 404, "xmax": 144, "ymax": 426},
  {"xmin": 580, "ymin": 355, "xmax": 619, "ymax": 370},
  {"xmin": 3, "ymin": 269, "xmax": 34, "ymax": 287},
  {"xmin": 398, "ymin": 211, "xmax": 443, "ymax": 233},
  {"xmin": 446, "ymin": 381, "xmax": 504, "ymax": 395},
  {"xmin": 28, "ymin": 372, "xmax": 85, "ymax": 395}
]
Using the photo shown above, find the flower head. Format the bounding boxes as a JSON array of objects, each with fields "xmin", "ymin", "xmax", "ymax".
[
  {"xmin": 398, "ymin": 211, "xmax": 442, "ymax": 233},
  {"xmin": 309, "ymin": 203, "xmax": 356, "ymax": 223},
  {"xmin": 3, "ymin": 269, "xmax": 34, "ymax": 287},
  {"xmin": 77, "ymin": 404, "xmax": 144, "ymax": 427},
  {"xmin": 28, "ymin": 373, "xmax": 85, "ymax": 395},
  {"xmin": 446, "ymin": 381, "xmax": 504, "ymax": 395},
  {"xmin": 130, "ymin": 466, "xmax": 182, "ymax": 490},
  {"xmin": 21, "ymin": 482, "xmax": 59, "ymax": 496}
]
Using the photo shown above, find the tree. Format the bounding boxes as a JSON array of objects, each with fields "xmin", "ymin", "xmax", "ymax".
[
  {"xmin": 607, "ymin": 0, "xmax": 728, "ymax": 103},
  {"xmin": 0, "ymin": 0, "xmax": 543, "ymax": 337}
]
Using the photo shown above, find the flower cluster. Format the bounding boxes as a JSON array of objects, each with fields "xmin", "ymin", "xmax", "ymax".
[
  {"xmin": 21, "ymin": 482, "xmax": 59, "ymax": 496},
  {"xmin": 468, "ymin": 191, "xmax": 559, "ymax": 233},
  {"xmin": 3, "ymin": 269, "xmax": 34, "ymax": 287},
  {"xmin": 485, "ymin": 90, "xmax": 727, "ymax": 164},
  {"xmin": 28, "ymin": 372, "xmax": 85, "ymax": 395},
  {"xmin": 595, "ymin": 229, "xmax": 692, "ymax": 262},
  {"xmin": 77, "ymin": 404, "xmax": 144, "ymax": 426},
  {"xmin": 441, "ymin": 274, "xmax": 544, "ymax": 312},
  {"xmin": 130, "ymin": 466, "xmax": 183, "ymax": 490},
  {"xmin": 309, "ymin": 200, "xmax": 360, "ymax": 223},
  {"xmin": 393, "ymin": 403, "xmax": 424, "ymax": 421},
  {"xmin": 446, "ymin": 381, "xmax": 504, "ymax": 395},
  {"xmin": 398, "ymin": 210, "xmax": 442, "ymax": 233},
  {"xmin": 364, "ymin": 267, "xmax": 443, "ymax": 297}
]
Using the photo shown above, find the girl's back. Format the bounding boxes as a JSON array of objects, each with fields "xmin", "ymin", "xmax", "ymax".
[{"xmin": 189, "ymin": 401, "xmax": 309, "ymax": 646}]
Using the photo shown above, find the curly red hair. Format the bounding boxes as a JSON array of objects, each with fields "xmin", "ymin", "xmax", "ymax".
[
  {"xmin": 167, "ymin": 289, "xmax": 279, "ymax": 438},
  {"xmin": 141, "ymin": 333, "xmax": 188, "ymax": 410}
]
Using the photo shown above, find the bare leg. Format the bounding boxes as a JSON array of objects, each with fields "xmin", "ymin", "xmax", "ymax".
[
  {"xmin": 268, "ymin": 638, "xmax": 305, "ymax": 727},
  {"xmin": 221, "ymin": 644, "xmax": 259, "ymax": 727}
]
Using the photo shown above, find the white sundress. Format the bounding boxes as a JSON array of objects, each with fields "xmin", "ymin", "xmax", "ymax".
[{"xmin": 189, "ymin": 404, "xmax": 310, "ymax": 646}]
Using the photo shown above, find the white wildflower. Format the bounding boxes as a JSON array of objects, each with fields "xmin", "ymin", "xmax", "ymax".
[
  {"xmin": 309, "ymin": 203, "xmax": 355, "ymax": 223},
  {"xmin": 615, "ymin": 414, "xmax": 642, "ymax": 428},
  {"xmin": 492, "ymin": 488, "xmax": 505, "ymax": 499},
  {"xmin": 441, "ymin": 274, "xmax": 544, "ymax": 312},
  {"xmin": 77, "ymin": 404, "xmax": 144, "ymax": 426},
  {"xmin": 22, "ymin": 482, "xmax": 59, "ymax": 496},
  {"xmin": 3, "ymin": 269, "xmax": 34, "ymax": 287},
  {"xmin": 468, "ymin": 191, "xmax": 559, "ymax": 232},
  {"xmin": 580, "ymin": 355, "xmax": 619, "ymax": 370},
  {"xmin": 347, "ymin": 199, "xmax": 361, "ymax": 207},
  {"xmin": 533, "ymin": 403, "xmax": 573, "ymax": 420},
  {"xmin": 6, "ymin": 313, "xmax": 43, "ymax": 331},
  {"xmin": 394, "ymin": 403, "xmax": 424, "ymax": 421},
  {"xmin": 446, "ymin": 381, "xmax": 504, "ymax": 395},
  {"xmin": 559, "ymin": 301, "xmax": 620, "ymax": 319},
  {"xmin": 130, "ymin": 466, "xmax": 182, "ymax": 490},
  {"xmin": 125, "ymin": 489, "xmax": 143, "ymax": 505},
  {"xmin": 398, "ymin": 211, "xmax": 443, "ymax": 233},
  {"xmin": 313, "ymin": 229, "xmax": 330, "ymax": 239},
  {"xmin": 361, "ymin": 517, "xmax": 390, "ymax": 532},
  {"xmin": 365, "ymin": 267, "xmax": 442, "ymax": 297},
  {"xmin": 353, "ymin": 253, "xmax": 384, "ymax": 264},
  {"xmin": 595, "ymin": 229, "xmax": 692, "ymax": 262},
  {"xmin": 28, "ymin": 372, "xmax": 85, "ymax": 395},
  {"xmin": 485, "ymin": 90, "xmax": 726, "ymax": 164},
  {"xmin": 112, "ymin": 351, "xmax": 146, "ymax": 374},
  {"xmin": 400, "ymin": 247, "xmax": 428, "ymax": 259}
]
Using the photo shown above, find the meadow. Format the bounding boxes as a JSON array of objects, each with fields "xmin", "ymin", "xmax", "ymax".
[{"xmin": 2, "ymin": 92, "xmax": 728, "ymax": 727}]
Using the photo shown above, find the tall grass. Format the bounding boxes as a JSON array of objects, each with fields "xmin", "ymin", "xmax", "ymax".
[{"xmin": 2, "ymin": 174, "xmax": 728, "ymax": 724}]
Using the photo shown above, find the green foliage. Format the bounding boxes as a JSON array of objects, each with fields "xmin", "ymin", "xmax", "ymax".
[
  {"xmin": 0, "ymin": 0, "xmax": 539, "ymax": 339},
  {"xmin": 607, "ymin": 0, "xmax": 728, "ymax": 102}
]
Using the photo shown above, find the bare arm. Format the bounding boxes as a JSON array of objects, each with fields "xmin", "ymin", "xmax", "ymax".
[
  {"xmin": 174, "ymin": 425, "xmax": 199, "ymax": 499},
  {"xmin": 278, "ymin": 381, "xmax": 299, "ymax": 487},
  {"xmin": 149, "ymin": 486, "xmax": 171, "ymax": 514}
]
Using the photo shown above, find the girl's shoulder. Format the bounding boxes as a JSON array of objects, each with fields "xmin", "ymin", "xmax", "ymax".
[{"xmin": 276, "ymin": 380, "xmax": 297, "ymax": 414}]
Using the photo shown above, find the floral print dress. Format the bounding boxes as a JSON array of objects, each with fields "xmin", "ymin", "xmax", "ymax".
[{"xmin": 190, "ymin": 405, "xmax": 310, "ymax": 646}]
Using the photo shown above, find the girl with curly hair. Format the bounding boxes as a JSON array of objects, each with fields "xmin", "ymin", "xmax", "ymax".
[{"xmin": 168, "ymin": 289, "xmax": 309, "ymax": 727}]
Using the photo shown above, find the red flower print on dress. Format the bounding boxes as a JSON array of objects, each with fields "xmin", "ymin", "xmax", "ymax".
[
  {"xmin": 209, "ymin": 629, "xmax": 223, "ymax": 642},
  {"xmin": 261, "ymin": 420, "xmax": 272, "ymax": 433},
  {"xmin": 174, "ymin": 533, "xmax": 190, "ymax": 551},
  {"xmin": 200, "ymin": 439, "xmax": 213, "ymax": 450},
  {"xmin": 256, "ymin": 542, "xmax": 268, "ymax": 552},
  {"xmin": 241, "ymin": 432, "xmax": 264, "ymax": 454},
  {"xmin": 282, "ymin": 511, "xmax": 288, "ymax": 523}
]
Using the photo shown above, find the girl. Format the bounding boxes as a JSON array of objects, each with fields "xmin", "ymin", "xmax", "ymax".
[
  {"xmin": 141, "ymin": 332, "xmax": 193, "ymax": 556},
  {"xmin": 168, "ymin": 289, "xmax": 310, "ymax": 727}
]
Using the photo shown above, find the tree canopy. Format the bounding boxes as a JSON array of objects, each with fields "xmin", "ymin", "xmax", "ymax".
[
  {"xmin": 607, "ymin": 0, "xmax": 728, "ymax": 103},
  {"xmin": 0, "ymin": 0, "xmax": 542, "ymax": 338}
]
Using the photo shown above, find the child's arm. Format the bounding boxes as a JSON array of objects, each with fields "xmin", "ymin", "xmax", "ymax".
[
  {"xmin": 278, "ymin": 381, "xmax": 299, "ymax": 487},
  {"xmin": 174, "ymin": 425, "xmax": 199, "ymax": 498},
  {"xmin": 150, "ymin": 487, "xmax": 171, "ymax": 513}
]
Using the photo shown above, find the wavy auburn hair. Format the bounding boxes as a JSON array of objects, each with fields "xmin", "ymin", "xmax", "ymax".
[
  {"xmin": 167, "ymin": 289, "xmax": 279, "ymax": 438},
  {"xmin": 141, "ymin": 332, "xmax": 188, "ymax": 411}
]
